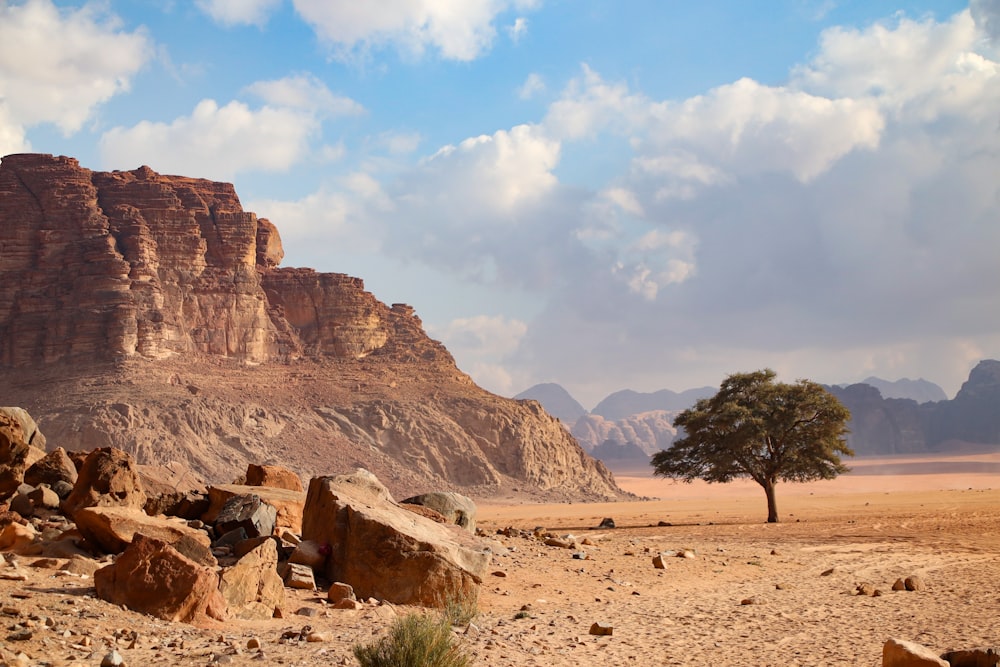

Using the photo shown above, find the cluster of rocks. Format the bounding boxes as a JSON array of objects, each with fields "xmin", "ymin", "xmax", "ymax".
[{"xmin": 0, "ymin": 407, "xmax": 492, "ymax": 627}]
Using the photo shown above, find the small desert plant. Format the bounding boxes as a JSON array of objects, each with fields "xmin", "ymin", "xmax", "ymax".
[
  {"xmin": 353, "ymin": 612, "xmax": 472, "ymax": 667},
  {"xmin": 444, "ymin": 591, "xmax": 478, "ymax": 626}
]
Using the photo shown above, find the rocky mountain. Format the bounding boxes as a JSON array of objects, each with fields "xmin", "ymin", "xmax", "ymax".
[
  {"xmin": 513, "ymin": 383, "xmax": 587, "ymax": 424},
  {"xmin": 856, "ymin": 376, "xmax": 948, "ymax": 403},
  {"xmin": 592, "ymin": 387, "xmax": 715, "ymax": 421},
  {"xmin": 525, "ymin": 365, "xmax": 999, "ymax": 465},
  {"xmin": 0, "ymin": 153, "xmax": 624, "ymax": 501}
]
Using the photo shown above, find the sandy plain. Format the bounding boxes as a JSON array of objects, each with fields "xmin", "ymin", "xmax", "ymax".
[{"xmin": 1, "ymin": 451, "xmax": 998, "ymax": 666}]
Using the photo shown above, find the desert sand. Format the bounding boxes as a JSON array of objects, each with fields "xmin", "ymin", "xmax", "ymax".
[{"xmin": 1, "ymin": 453, "xmax": 998, "ymax": 666}]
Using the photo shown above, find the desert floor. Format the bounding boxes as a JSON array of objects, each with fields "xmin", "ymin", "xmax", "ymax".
[{"xmin": 2, "ymin": 452, "xmax": 999, "ymax": 666}]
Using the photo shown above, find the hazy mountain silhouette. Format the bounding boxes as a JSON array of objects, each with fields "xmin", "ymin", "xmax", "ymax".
[
  {"xmin": 856, "ymin": 376, "xmax": 947, "ymax": 403},
  {"xmin": 514, "ymin": 383, "xmax": 588, "ymax": 424}
]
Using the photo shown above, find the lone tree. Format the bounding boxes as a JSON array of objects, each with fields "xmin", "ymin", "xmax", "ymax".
[{"xmin": 651, "ymin": 369, "xmax": 852, "ymax": 523}]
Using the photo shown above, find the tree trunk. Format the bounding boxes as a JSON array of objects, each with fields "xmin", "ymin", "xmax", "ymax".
[{"xmin": 764, "ymin": 479, "xmax": 779, "ymax": 523}]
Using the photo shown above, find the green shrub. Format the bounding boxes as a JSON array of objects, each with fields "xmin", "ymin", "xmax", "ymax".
[{"xmin": 353, "ymin": 612, "xmax": 472, "ymax": 667}]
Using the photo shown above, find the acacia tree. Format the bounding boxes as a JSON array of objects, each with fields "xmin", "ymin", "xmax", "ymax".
[{"xmin": 651, "ymin": 369, "xmax": 852, "ymax": 523}]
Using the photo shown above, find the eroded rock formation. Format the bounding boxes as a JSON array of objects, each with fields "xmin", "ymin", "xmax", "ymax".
[{"xmin": 0, "ymin": 154, "xmax": 622, "ymax": 500}]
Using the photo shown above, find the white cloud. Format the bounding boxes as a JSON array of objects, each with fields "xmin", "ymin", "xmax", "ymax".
[
  {"xmin": 518, "ymin": 72, "xmax": 546, "ymax": 100},
  {"xmin": 195, "ymin": 0, "xmax": 282, "ymax": 26},
  {"xmin": 507, "ymin": 17, "xmax": 528, "ymax": 43},
  {"xmin": 0, "ymin": 0, "xmax": 151, "ymax": 136},
  {"xmin": 245, "ymin": 74, "xmax": 365, "ymax": 117},
  {"xmin": 99, "ymin": 74, "xmax": 363, "ymax": 179},
  {"xmin": 99, "ymin": 99, "xmax": 318, "ymax": 180},
  {"xmin": 290, "ymin": 0, "xmax": 539, "ymax": 61},
  {"xmin": 420, "ymin": 124, "xmax": 560, "ymax": 212}
]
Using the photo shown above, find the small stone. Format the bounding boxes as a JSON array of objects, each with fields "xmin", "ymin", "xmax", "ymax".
[
  {"xmin": 856, "ymin": 583, "xmax": 876, "ymax": 596},
  {"xmin": 820, "ymin": 567, "xmax": 836, "ymax": 576},
  {"xmin": 491, "ymin": 571, "xmax": 507, "ymax": 577},
  {"xmin": 100, "ymin": 650, "xmax": 125, "ymax": 667},
  {"xmin": 589, "ymin": 622, "xmax": 613, "ymax": 636},
  {"xmin": 305, "ymin": 632, "xmax": 329, "ymax": 642},
  {"xmin": 652, "ymin": 553, "xmax": 668, "ymax": 569},
  {"xmin": 247, "ymin": 637, "xmax": 261, "ymax": 649},
  {"xmin": 904, "ymin": 575, "xmax": 926, "ymax": 591},
  {"xmin": 597, "ymin": 518, "xmax": 615, "ymax": 529},
  {"xmin": 740, "ymin": 598, "xmax": 756, "ymax": 606},
  {"xmin": 892, "ymin": 578, "xmax": 907, "ymax": 591}
]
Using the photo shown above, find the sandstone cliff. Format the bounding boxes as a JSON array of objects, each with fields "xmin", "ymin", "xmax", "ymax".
[{"xmin": 0, "ymin": 153, "xmax": 623, "ymax": 501}]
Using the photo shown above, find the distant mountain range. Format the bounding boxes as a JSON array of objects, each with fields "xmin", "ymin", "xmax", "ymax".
[{"xmin": 515, "ymin": 362, "xmax": 1000, "ymax": 466}]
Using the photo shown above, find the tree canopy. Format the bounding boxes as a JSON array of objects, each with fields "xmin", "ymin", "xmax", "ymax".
[{"xmin": 650, "ymin": 369, "xmax": 852, "ymax": 523}]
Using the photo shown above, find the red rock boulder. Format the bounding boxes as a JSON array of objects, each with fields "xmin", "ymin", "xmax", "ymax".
[{"xmin": 94, "ymin": 534, "xmax": 226, "ymax": 624}]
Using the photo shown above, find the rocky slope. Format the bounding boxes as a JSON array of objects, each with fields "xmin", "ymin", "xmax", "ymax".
[{"xmin": 0, "ymin": 153, "xmax": 623, "ymax": 501}]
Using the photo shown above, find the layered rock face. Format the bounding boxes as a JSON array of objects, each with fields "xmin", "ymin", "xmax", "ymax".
[{"xmin": 0, "ymin": 154, "xmax": 622, "ymax": 501}]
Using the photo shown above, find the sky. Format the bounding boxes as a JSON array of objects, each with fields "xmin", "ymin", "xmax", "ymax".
[{"xmin": 1, "ymin": 0, "xmax": 998, "ymax": 408}]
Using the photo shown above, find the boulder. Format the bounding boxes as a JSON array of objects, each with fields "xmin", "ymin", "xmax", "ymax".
[
  {"xmin": 203, "ymin": 484, "xmax": 304, "ymax": 534},
  {"xmin": 94, "ymin": 534, "xmax": 227, "ymax": 624},
  {"xmin": 0, "ymin": 408, "xmax": 46, "ymax": 449},
  {"xmin": 400, "ymin": 492, "xmax": 477, "ymax": 533},
  {"xmin": 74, "ymin": 506, "xmax": 211, "ymax": 556},
  {"xmin": 883, "ymin": 638, "xmax": 948, "ymax": 666},
  {"xmin": 0, "ymin": 412, "xmax": 33, "ymax": 497},
  {"xmin": 60, "ymin": 448, "xmax": 147, "ymax": 519},
  {"xmin": 218, "ymin": 539, "xmax": 284, "ymax": 620},
  {"xmin": 213, "ymin": 494, "xmax": 276, "ymax": 539},
  {"xmin": 245, "ymin": 464, "xmax": 303, "ymax": 492},
  {"xmin": 144, "ymin": 490, "xmax": 210, "ymax": 520},
  {"xmin": 0, "ymin": 521, "xmax": 36, "ymax": 553},
  {"xmin": 24, "ymin": 448, "xmax": 78, "ymax": 488},
  {"xmin": 301, "ymin": 469, "xmax": 490, "ymax": 607}
]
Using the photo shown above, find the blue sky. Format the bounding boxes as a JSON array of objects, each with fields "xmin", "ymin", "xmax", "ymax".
[{"xmin": 2, "ymin": 0, "xmax": 998, "ymax": 407}]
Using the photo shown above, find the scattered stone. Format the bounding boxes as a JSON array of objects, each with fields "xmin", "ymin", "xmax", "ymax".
[
  {"xmin": 100, "ymin": 650, "xmax": 126, "ymax": 667},
  {"xmin": 246, "ymin": 637, "xmax": 261, "ymax": 650},
  {"xmin": 882, "ymin": 637, "xmax": 948, "ymax": 666},
  {"xmin": 905, "ymin": 576, "xmax": 926, "ymax": 591},
  {"xmin": 544, "ymin": 537, "xmax": 574, "ymax": 549},
  {"xmin": 652, "ymin": 553, "xmax": 668, "ymax": 569},
  {"xmin": 893, "ymin": 578, "xmax": 907, "ymax": 591},
  {"xmin": 572, "ymin": 552, "xmax": 588, "ymax": 560},
  {"xmin": 857, "ymin": 582, "xmax": 876, "ymax": 596},
  {"xmin": 597, "ymin": 518, "xmax": 615, "ymax": 529},
  {"xmin": 491, "ymin": 570, "xmax": 507, "ymax": 577},
  {"xmin": 589, "ymin": 622, "xmax": 613, "ymax": 636},
  {"xmin": 280, "ymin": 562, "xmax": 316, "ymax": 590},
  {"xmin": 326, "ymin": 581, "xmax": 356, "ymax": 603},
  {"xmin": 821, "ymin": 567, "xmax": 836, "ymax": 576},
  {"xmin": 657, "ymin": 521, "xmax": 672, "ymax": 527},
  {"xmin": 740, "ymin": 597, "xmax": 756, "ymax": 605}
]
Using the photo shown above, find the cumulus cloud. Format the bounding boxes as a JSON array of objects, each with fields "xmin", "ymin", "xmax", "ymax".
[
  {"xmin": 290, "ymin": 0, "xmax": 540, "ymax": 61},
  {"xmin": 971, "ymin": 0, "xmax": 1000, "ymax": 42},
  {"xmin": 99, "ymin": 75, "xmax": 361, "ymax": 179},
  {"xmin": 245, "ymin": 74, "xmax": 366, "ymax": 117},
  {"xmin": 0, "ymin": 0, "xmax": 151, "ymax": 150},
  {"xmin": 195, "ymin": 0, "xmax": 282, "ymax": 26}
]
